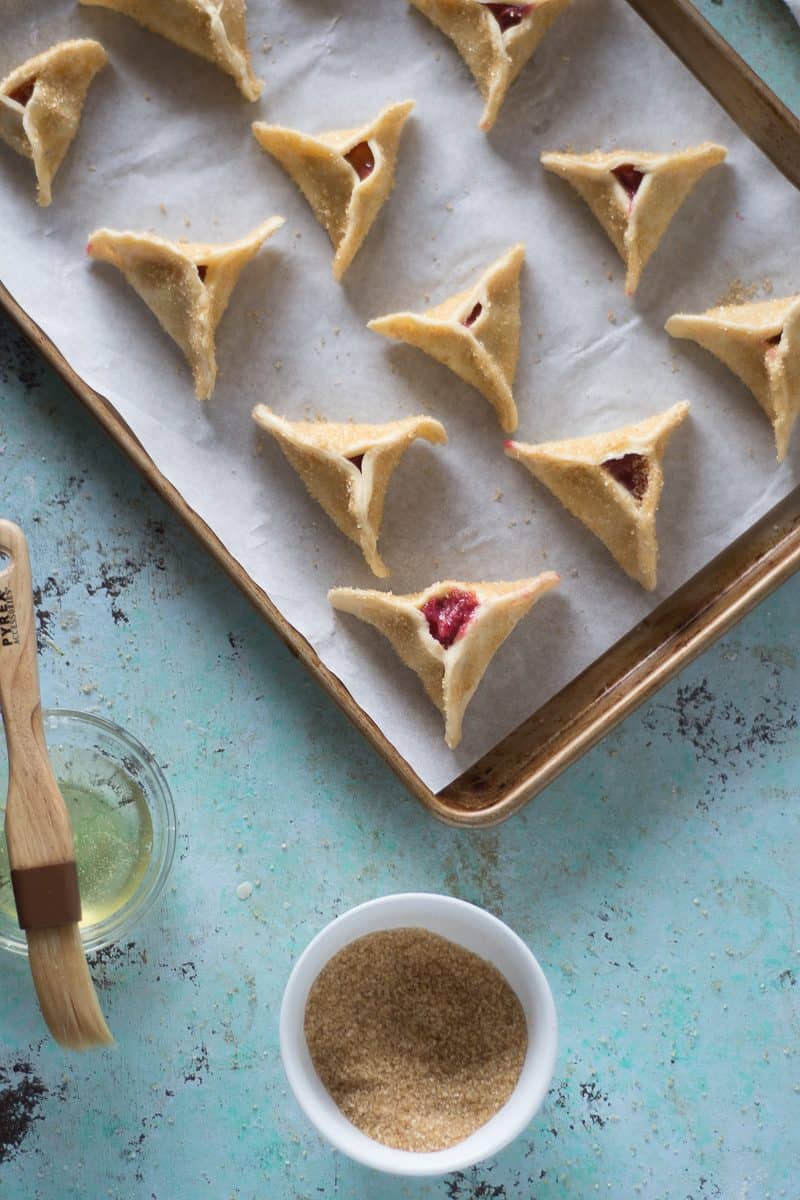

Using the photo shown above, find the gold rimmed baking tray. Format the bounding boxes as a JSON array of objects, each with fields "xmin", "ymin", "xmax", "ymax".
[{"xmin": 3, "ymin": 0, "xmax": 800, "ymax": 826}]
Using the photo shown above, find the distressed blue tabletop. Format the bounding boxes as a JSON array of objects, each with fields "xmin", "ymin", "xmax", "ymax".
[{"xmin": 1, "ymin": 3, "xmax": 799, "ymax": 1198}]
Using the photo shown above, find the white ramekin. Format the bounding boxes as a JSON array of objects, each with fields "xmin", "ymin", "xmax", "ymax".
[{"xmin": 279, "ymin": 892, "xmax": 558, "ymax": 1177}]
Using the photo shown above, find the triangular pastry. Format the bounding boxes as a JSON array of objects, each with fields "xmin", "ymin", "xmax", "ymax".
[
  {"xmin": 0, "ymin": 40, "xmax": 107, "ymax": 207},
  {"xmin": 368, "ymin": 244, "xmax": 525, "ymax": 432},
  {"xmin": 540, "ymin": 144, "xmax": 727, "ymax": 294},
  {"xmin": 252, "ymin": 101, "xmax": 415, "ymax": 281},
  {"xmin": 410, "ymin": 0, "xmax": 571, "ymax": 131},
  {"xmin": 505, "ymin": 403, "xmax": 689, "ymax": 590},
  {"xmin": 79, "ymin": 0, "xmax": 263, "ymax": 100},
  {"xmin": 666, "ymin": 296, "xmax": 800, "ymax": 461},
  {"xmin": 329, "ymin": 574, "xmax": 559, "ymax": 748},
  {"xmin": 87, "ymin": 217, "xmax": 284, "ymax": 399},
  {"xmin": 252, "ymin": 408, "xmax": 448, "ymax": 577}
]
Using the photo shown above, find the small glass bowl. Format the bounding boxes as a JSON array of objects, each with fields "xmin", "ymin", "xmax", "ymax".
[{"xmin": 0, "ymin": 709, "xmax": 176, "ymax": 956}]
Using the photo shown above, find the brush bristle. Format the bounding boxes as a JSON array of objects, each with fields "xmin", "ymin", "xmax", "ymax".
[{"xmin": 27, "ymin": 925, "xmax": 113, "ymax": 1050}]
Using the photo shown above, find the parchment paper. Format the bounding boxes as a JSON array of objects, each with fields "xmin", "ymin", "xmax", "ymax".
[{"xmin": 2, "ymin": 0, "xmax": 799, "ymax": 792}]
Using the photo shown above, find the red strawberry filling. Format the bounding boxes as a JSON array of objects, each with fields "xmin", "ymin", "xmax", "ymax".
[
  {"xmin": 196, "ymin": 264, "xmax": 208, "ymax": 282},
  {"xmin": 8, "ymin": 79, "xmax": 35, "ymax": 106},
  {"xmin": 765, "ymin": 332, "xmax": 783, "ymax": 352},
  {"xmin": 347, "ymin": 454, "xmax": 364, "ymax": 471},
  {"xmin": 345, "ymin": 141, "xmax": 375, "ymax": 181},
  {"xmin": 421, "ymin": 589, "xmax": 479, "ymax": 648},
  {"xmin": 485, "ymin": 3, "xmax": 532, "ymax": 33},
  {"xmin": 462, "ymin": 302, "xmax": 483, "ymax": 328},
  {"xmin": 602, "ymin": 453, "xmax": 649, "ymax": 502},
  {"xmin": 612, "ymin": 164, "xmax": 645, "ymax": 203}
]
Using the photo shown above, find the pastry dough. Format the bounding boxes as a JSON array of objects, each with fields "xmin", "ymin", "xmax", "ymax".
[
  {"xmin": 0, "ymin": 40, "xmax": 107, "ymax": 207},
  {"xmin": 368, "ymin": 244, "xmax": 524, "ymax": 432},
  {"xmin": 79, "ymin": 0, "xmax": 262, "ymax": 99},
  {"xmin": 87, "ymin": 217, "xmax": 284, "ymax": 399},
  {"xmin": 252, "ymin": 101, "xmax": 414, "ymax": 280},
  {"xmin": 329, "ymin": 574, "xmax": 559, "ymax": 748},
  {"xmin": 505, "ymin": 403, "xmax": 690, "ymax": 589},
  {"xmin": 541, "ymin": 144, "xmax": 727, "ymax": 294},
  {"xmin": 410, "ymin": 0, "xmax": 571, "ymax": 131},
  {"xmin": 252, "ymin": 409, "xmax": 447, "ymax": 576},
  {"xmin": 666, "ymin": 295, "xmax": 800, "ymax": 461}
]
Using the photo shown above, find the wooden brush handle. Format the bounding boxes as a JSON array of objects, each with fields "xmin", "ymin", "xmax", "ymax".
[{"xmin": 0, "ymin": 521, "xmax": 75, "ymax": 872}]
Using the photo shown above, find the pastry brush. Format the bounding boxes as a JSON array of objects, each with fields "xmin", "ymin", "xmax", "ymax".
[{"xmin": 0, "ymin": 520, "xmax": 112, "ymax": 1049}]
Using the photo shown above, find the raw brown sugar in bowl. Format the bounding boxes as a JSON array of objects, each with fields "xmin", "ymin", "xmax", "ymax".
[{"xmin": 303, "ymin": 927, "xmax": 528, "ymax": 1152}]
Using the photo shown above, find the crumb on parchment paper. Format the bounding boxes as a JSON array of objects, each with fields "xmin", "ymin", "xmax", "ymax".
[{"xmin": 714, "ymin": 277, "xmax": 775, "ymax": 307}]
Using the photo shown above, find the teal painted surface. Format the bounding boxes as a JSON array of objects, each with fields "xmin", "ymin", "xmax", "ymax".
[
  {"xmin": 694, "ymin": 0, "xmax": 800, "ymax": 109},
  {"xmin": 1, "ymin": 3, "xmax": 799, "ymax": 1197}
]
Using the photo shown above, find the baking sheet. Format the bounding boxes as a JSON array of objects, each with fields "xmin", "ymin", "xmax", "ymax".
[{"xmin": 1, "ymin": 0, "xmax": 799, "ymax": 793}]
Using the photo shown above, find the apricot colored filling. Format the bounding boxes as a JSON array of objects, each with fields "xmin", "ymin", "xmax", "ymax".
[
  {"xmin": 602, "ymin": 453, "xmax": 649, "ymax": 502},
  {"xmin": 421, "ymin": 589, "xmax": 479, "ymax": 648},
  {"xmin": 612, "ymin": 164, "xmax": 645, "ymax": 202},
  {"xmin": 345, "ymin": 141, "xmax": 375, "ymax": 181},
  {"xmin": 8, "ymin": 79, "xmax": 35, "ymax": 106},
  {"xmin": 462, "ymin": 302, "xmax": 483, "ymax": 328},
  {"xmin": 485, "ymin": 3, "xmax": 532, "ymax": 33}
]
